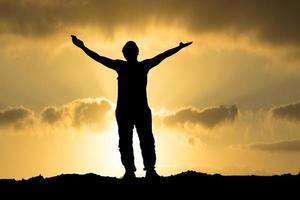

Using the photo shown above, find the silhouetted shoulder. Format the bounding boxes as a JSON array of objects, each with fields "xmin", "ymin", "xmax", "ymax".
[
  {"xmin": 114, "ymin": 59, "xmax": 126, "ymax": 65},
  {"xmin": 140, "ymin": 59, "xmax": 156, "ymax": 71},
  {"xmin": 108, "ymin": 59, "xmax": 126, "ymax": 72}
]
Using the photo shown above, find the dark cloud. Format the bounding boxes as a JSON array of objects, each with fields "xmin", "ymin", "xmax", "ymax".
[
  {"xmin": 40, "ymin": 98, "xmax": 113, "ymax": 132},
  {"xmin": 71, "ymin": 99, "xmax": 112, "ymax": 131},
  {"xmin": 0, "ymin": 0, "xmax": 300, "ymax": 47},
  {"xmin": 163, "ymin": 105, "xmax": 238, "ymax": 128},
  {"xmin": 0, "ymin": 106, "xmax": 33, "ymax": 129},
  {"xmin": 0, "ymin": 98, "xmax": 113, "ymax": 132},
  {"xmin": 272, "ymin": 102, "xmax": 300, "ymax": 122},
  {"xmin": 40, "ymin": 106, "xmax": 64, "ymax": 124},
  {"xmin": 247, "ymin": 140, "xmax": 300, "ymax": 152}
]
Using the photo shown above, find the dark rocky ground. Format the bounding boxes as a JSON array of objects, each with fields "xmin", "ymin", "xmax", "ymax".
[{"xmin": 0, "ymin": 171, "xmax": 299, "ymax": 198}]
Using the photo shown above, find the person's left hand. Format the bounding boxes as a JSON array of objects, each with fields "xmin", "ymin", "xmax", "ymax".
[{"xmin": 179, "ymin": 41, "xmax": 193, "ymax": 48}]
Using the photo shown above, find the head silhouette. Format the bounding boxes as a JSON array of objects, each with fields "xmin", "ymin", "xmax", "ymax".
[{"xmin": 122, "ymin": 41, "xmax": 139, "ymax": 62}]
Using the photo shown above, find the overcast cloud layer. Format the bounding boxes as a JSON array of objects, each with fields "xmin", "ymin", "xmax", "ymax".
[{"xmin": 0, "ymin": 0, "xmax": 300, "ymax": 48}]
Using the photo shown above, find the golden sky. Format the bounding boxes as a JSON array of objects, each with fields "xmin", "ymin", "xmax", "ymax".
[{"xmin": 1, "ymin": 0, "xmax": 300, "ymax": 178}]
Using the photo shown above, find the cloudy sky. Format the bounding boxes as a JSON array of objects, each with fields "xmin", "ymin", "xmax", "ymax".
[{"xmin": 1, "ymin": 0, "xmax": 300, "ymax": 178}]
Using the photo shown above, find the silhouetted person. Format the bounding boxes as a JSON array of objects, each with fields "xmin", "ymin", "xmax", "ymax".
[{"xmin": 71, "ymin": 35, "xmax": 192, "ymax": 179}]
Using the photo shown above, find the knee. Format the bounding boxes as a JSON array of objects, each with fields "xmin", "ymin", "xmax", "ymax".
[
  {"xmin": 119, "ymin": 137, "xmax": 133, "ymax": 150},
  {"xmin": 140, "ymin": 134, "xmax": 155, "ymax": 148}
]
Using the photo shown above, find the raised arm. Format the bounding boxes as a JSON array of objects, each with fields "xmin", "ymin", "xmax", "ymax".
[
  {"xmin": 144, "ymin": 42, "xmax": 192, "ymax": 69},
  {"xmin": 71, "ymin": 35, "xmax": 120, "ymax": 71}
]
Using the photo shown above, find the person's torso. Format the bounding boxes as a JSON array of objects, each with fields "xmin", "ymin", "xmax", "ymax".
[{"xmin": 116, "ymin": 61, "xmax": 149, "ymax": 110}]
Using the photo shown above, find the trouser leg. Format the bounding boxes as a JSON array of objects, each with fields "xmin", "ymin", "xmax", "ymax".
[
  {"xmin": 135, "ymin": 108, "xmax": 156, "ymax": 171},
  {"xmin": 116, "ymin": 111, "xmax": 136, "ymax": 172}
]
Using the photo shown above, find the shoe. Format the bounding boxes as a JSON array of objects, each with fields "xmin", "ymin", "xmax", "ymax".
[
  {"xmin": 145, "ymin": 169, "xmax": 160, "ymax": 180},
  {"xmin": 122, "ymin": 171, "xmax": 136, "ymax": 180}
]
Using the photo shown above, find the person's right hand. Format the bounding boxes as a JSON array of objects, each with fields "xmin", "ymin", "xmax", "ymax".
[{"xmin": 71, "ymin": 35, "xmax": 84, "ymax": 48}]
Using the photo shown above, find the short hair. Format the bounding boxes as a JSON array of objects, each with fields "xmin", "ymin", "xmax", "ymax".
[{"xmin": 122, "ymin": 41, "xmax": 139, "ymax": 59}]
